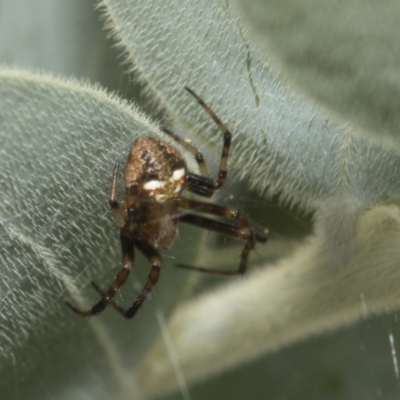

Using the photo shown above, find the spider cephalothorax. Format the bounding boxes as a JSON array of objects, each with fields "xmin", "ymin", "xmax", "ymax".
[{"xmin": 66, "ymin": 87, "xmax": 267, "ymax": 320}]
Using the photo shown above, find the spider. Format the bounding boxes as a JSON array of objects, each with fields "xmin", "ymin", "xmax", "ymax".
[{"xmin": 66, "ymin": 87, "xmax": 267, "ymax": 319}]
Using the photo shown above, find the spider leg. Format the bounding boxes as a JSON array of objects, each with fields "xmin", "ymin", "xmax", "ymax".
[
  {"xmin": 184, "ymin": 87, "xmax": 231, "ymax": 190},
  {"xmin": 65, "ymin": 230, "xmax": 135, "ymax": 317},
  {"xmin": 90, "ymin": 281, "xmax": 128, "ymax": 315},
  {"xmin": 185, "ymin": 172, "xmax": 218, "ymax": 198},
  {"xmin": 109, "ymin": 160, "xmax": 125, "ymax": 227},
  {"xmin": 163, "ymin": 87, "xmax": 231, "ymax": 198},
  {"xmin": 162, "ymin": 127, "xmax": 209, "ymax": 178},
  {"xmin": 161, "ymin": 125, "xmax": 215, "ymax": 197},
  {"xmin": 119, "ymin": 239, "xmax": 161, "ymax": 318},
  {"xmin": 176, "ymin": 198, "xmax": 267, "ymax": 275},
  {"xmin": 177, "ymin": 214, "xmax": 256, "ymax": 276},
  {"xmin": 97, "ymin": 239, "xmax": 162, "ymax": 319}
]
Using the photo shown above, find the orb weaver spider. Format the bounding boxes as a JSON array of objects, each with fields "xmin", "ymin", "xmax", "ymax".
[{"xmin": 66, "ymin": 87, "xmax": 267, "ymax": 319}]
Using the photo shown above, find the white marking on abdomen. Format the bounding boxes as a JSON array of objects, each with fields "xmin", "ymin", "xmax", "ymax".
[
  {"xmin": 144, "ymin": 180, "xmax": 166, "ymax": 190},
  {"xmin": 172, "ymin": 168, "xmax": 185, "ymax": 181}
]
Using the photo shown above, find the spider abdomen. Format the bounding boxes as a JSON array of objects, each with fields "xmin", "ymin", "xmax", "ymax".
[{"xmin": 138, "ymin": 202, "xmax": 179, "ymax": 249}]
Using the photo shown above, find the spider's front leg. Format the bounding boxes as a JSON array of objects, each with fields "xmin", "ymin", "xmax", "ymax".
[
  {"xmin": 163, "ymin": 87, "xmax": 232, "ymax": 198},
  {"xmin": 176, "ymin": 198, "xmax": 267, "ymax": 275}
]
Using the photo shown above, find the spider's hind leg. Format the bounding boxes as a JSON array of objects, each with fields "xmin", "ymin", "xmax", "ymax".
[
  {"xmin": 91, "ymin": 239, "xmax": 162, "ymax": 319},
  {"xmin": 65, "ymin": 230, "xmax": 135, "ymax": 317},
  {"xmin": 176, "ymin": 198, "xmax": 267, "ymax": 276},
  {"xmin": 121, "ymin": 239, "xmax": 162, "ymax": 319}
]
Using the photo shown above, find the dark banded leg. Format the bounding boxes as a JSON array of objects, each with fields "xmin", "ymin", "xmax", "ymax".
[
  {"xmin": 109, "ymin": 160, "xmax": 125, "ymax": 227},
  {"xmin": 178, "ymin": 214, "xmax": 255, "ymax": 276},
  {"xmin": 162, "ymin": 127, "xmax": 209, "ymax": 178},
  {"xmin": 184, "ymin": 86, "xmax": 231, "ymax": 190},
  {"xmin": 125, "ymin": 240, "xmax": 161, "ymax": 318},
  {"xmin": 98, "ymin": 239, "xmax": 162, "ymax": 319},
  {"xmin": 65, "ymin": 230, "xmax": 134, "ymax": 316},
  {"xmin": 91, "ymin": 281, "xmax": 128, "ymax": 316},
  {"xmin": 176, "ymin": 198, "xmax": 267, "ymax": 243},
  {"xmin": 163, "ymin": 87, "xmax": 232, "ymax": 197},
  {"xmin": 176, "ymin": 199, "xmax": 267, "ymax": 276},
  {"xmin": 185, "ymin": 172, "xmax": 215, "ymax": 197}
]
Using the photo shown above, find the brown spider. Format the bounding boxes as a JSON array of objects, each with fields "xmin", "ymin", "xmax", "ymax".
[{"xmin": 66, "ymin": 87, "xmax": 267, "ymax": 319}]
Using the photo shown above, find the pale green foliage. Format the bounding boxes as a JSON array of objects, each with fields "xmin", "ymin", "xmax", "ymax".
[
  {"xmin": 235, "ymin": 0, "xmax": 400, "ymax": 145},
  {"xmin": 2, "ymin": 0, "xmax": 400, "ymax": 400},
  {"xmin": 0, "ymin": 0, "xmax": 110, "ymax": 78}
]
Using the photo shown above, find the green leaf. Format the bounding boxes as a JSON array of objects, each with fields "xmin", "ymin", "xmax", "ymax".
[
  {"xmin": 0, "ymin": 0, "xmax": 98, "ymax": 76},
  {"xmin": 235, "ymin": 0, "xmax": 400, "ymax": 145},
  {"xmin": 0, "ymin": 0, "xmax": 132, "ymax": 95}
]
